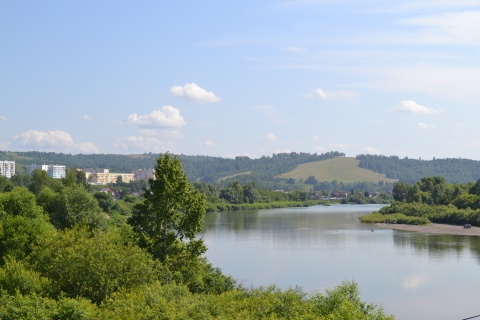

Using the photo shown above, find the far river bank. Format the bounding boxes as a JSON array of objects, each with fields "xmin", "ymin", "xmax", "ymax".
[{"xmin": 375, "ymin": 222, "xmax": 480, "ymax": 236}]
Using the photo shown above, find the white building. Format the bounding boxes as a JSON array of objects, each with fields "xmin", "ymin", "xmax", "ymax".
[
  {"xmin": 28, "ymin": 164, "xmax": 66, "ymax": 179},
  {"xmin": 0, "ymin": 161, "xmax": 15, "ymax": 178}
]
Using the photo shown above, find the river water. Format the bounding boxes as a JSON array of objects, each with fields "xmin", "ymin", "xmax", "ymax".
[{"xmin": 202, "ymin": 204, "xmax": 480, "ymax": 320}]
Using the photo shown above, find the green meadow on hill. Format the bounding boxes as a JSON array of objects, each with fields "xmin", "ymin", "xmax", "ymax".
[{"xmin": 279, "ymin": 157, "xmax": 398, "ymax": 183}]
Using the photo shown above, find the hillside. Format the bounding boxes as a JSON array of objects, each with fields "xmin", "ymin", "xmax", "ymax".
[{"xmin": 278, "ymin": 157, "xmax": 398, "ymax": 183}]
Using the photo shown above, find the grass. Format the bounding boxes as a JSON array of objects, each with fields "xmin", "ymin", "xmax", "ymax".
[
  {"xmin": 217, "ymin": 171, "xmax": 252, "ymax": 181},
  {"xmin": 278, "ymin": 157, "xmax": 398, "ymax": 183}
]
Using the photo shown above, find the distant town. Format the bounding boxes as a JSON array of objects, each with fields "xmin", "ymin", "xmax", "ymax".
[{"xmin": 0, "ymin": 160, "xmax": 154, "ymax": 185}]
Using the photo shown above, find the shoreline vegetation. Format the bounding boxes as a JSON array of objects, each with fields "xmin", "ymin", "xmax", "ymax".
[
  {"xmin": 374, "ymin": 222, "xmax": 480, "ymax": 236},
  {"xmin": 360, "ymin": 175, "xmax": 480, "ymax": 233}
]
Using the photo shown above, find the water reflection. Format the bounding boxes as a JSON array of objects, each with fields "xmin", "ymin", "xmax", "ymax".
[
  {"xmin": 392, "ymin": 232, "xmax": 480, "ymax": 263},
  {"xmin": 202, "ymin": 204, "xmax": 480, "ymax": 320}
]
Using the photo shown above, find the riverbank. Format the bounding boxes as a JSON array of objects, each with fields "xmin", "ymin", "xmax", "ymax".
[{"xmin": 375, "ymin": 222, "xmax": 480, "ymax": 236}]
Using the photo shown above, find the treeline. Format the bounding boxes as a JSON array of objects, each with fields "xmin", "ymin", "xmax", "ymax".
[
  {"xmin": 0, "ymin": 154, "xmax": 393, "ymax": 319},
  {"xmin": 361, "ymin": 176, "xmax": 480, "ymax": 226},
  {"xmin": 2, "ymin": 150, "xmax": 345, "ymax": 189},
  {"xmin": 357, "ymin": 154, "xmax": 480, "ymax": 184}
]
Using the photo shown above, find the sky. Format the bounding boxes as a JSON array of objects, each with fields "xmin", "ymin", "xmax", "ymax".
[{"xmin": 2, "ymin": 1, "xmax": 480, "ymax": 160}]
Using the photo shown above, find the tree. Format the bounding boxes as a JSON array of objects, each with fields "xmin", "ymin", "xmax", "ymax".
[
  {"xmin": 128, "ymin": 153, "xmax": 207, "ymax": 262},
  {"xmin": 48, "ymin": 187, "xmax": 106, "ymax": 230},
  {"xmin": 392, "ymin": 182, "xmax": 411, "ymax": 202}
]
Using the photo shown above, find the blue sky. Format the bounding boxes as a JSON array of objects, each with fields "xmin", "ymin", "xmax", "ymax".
[{"xmin": 2, "ymin": 1, "xmax": 480, "ymax": 159}]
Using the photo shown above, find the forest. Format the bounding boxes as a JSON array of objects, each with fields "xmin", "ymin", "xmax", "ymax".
[
  {"xmin": 4, "ymin": 151, "xmax": 480, "ymax": 193},
  {"xmin": 356, "ymin": 154, "xmax": 480, "ymax": 184},
  {"xmin": 360, "ymin": 176, "xmax": 480, "ymax": 226},
  {"xmin": 0, "ymin": 153, "xmax": 393, "ymax": 319}
]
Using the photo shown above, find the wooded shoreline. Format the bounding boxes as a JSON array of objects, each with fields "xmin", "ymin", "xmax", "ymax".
[{"xmin": 375, "ymin": 222, "xmax": 480, "ymax": 236}]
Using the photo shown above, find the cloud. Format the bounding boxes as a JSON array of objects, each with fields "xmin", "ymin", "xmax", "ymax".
[
  {"xmin": 314, "ymin": 88, "xmax": 328, "ymax": 99},
  {"xmin": 125, "ymin": 106, "xmax": 186, "ymax": 128},
  {"xmin": 0, "ymin": 115, "xmax": 8, "ymax": 122},
  {"xmin": 266, "ymin": 133, "xmax": 278, "ymax": 142},
  {"xmin": 170, "ymin": 83, "xmax": 221, "ymax": 103},
  {"xmin": 312, "ymin": 134, "xmax": 321, "ymax": 141},
  {"xmin": 81, "ymin": 114, "xmax": 92, "ymax": 121},
  {"xmin": 365, "ymin": 146, "xmax": 380, "ymax": 154},
  {"xmin": 199, "ymin": 140, "xmax": 214, "ymax": 147},
  {"xmin": 11, "ymin": 130, "xmax": 99, "ymax": 153},
  {"xmin": 399, "ymin": 11, "xmax": 480, "ymax": 46},
  {"xmin": 391, "ymin": 100, "xmax": 440, "ymax": 114},
  {"xmin": 313, "ymin": 88, "xmax": 357, "ymax": 100},
  {"xmin": 417, "ymin": 122, "xmax": 437, "ymax": 129},
  {"xmin": 75, "ymin": 142, "xmax": 100, "ymax": 153},
  {"xmin": 116, "ymin": 136, "xmax": 173, "ymax": 153},
  {"xmin": 281, "ymin": 46, "xmax": 307, "ymax": 53}
]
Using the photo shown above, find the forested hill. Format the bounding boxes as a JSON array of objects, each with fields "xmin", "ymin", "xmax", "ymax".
[
  {"xmin": 356, "ymin": 154, "xmax": 480, "ymax": 184},
  {"xmin": 1, "ymin": 150, "xmax": 344, "ymax": 184}
]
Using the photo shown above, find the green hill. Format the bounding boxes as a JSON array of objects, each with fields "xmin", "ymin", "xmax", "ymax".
[{"xmin": 279, "ymin": 157, "xmax": 398, "ymax": 183}]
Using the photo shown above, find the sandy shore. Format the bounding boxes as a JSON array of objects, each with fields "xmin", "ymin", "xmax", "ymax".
[{"xmin": 374, "ymin": 222, "xmax": 480, "ymax": 236}]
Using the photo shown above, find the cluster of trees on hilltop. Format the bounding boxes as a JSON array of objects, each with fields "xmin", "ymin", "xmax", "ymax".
[
  {"xmin": 357, "ymin": 154, "xmax": 480, "ymax": 184},
  {"xmin": 3, "ymin": 150, "xmax": 345, "ymax": 189},
  {"xmin": 0, "ymin": 153, "xmax": 392, "ymax": 319},
  {"xmin": 361, "ymin": 176, "xmax": 480, "ymax": 226}
]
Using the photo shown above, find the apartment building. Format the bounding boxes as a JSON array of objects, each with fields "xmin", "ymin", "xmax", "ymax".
[
  {"xmin": 82, "ymin": 168, "xmax": 135, "ymax": 185},
  {"xmin": 0, "ymin": 161, "xmax": 15, "ymax": 178},
  {"xmin": 28, "ymin": 164, "xmax": 66, "ymax": 179}
]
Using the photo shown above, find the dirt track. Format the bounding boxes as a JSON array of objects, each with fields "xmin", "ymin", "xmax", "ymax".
[{"xmin": 375, "ymin": 222, "xmax": 480, "ymax": 236}]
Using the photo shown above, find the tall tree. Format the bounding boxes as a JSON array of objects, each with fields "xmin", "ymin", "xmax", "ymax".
[{"xmin": 128, "ymin": 153, "xmax": 207, "ymax": 262}]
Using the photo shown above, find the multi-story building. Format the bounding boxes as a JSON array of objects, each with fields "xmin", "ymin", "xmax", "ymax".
[
  {"xmin": 132, "ymin": 168, "xmax": 155, "ymax": 181},
  {"xmin": 81, "ymin": 168, "xmax": 135, "ymax": 185},
  {"xmin": 0, "ymin": 161, "xmax": 15, "ymax": 178},
  {"xmin": 28, "ymin": 164, "xmax": 66, "ymax": 179}
]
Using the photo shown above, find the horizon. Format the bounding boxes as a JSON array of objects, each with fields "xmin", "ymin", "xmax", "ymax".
[
  {"xmin": 2, "ymin": 1, "xmax": 480, "ymax": 160},
  {"xmin": 2, "ymin": 149, "xmax": 478, "ymax": 162}
]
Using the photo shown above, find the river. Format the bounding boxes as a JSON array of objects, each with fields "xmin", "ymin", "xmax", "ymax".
[{"xmin": 202, "ymin": 204, "xmax": 480, "ymax": 320}]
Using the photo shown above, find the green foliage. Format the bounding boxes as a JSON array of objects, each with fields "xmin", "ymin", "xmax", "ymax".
[
  {"xmin": 357, "ymin": 154, "xmax": 480, "ymax": 184},
  {"xmin": 0, "ymin": 215, "xmax": 56, "ymax": 262},
  {"xmin": 29, "ymin": 227, "xmax": 160, "ymax": 304},
  {"xmin": 0, "ymin": 258, "xmax": 51, "ymax": 296},
  {"xmin": 0, "ymin": 294, "xmax": 97, "ymax": 320},
  {"xmin": 45, "ymin": 186, "xmax": 106, "ymax": 230},
  {"xmin": 99, "ymin": 281, "xmax": 392, "ymax": 320},
  {"xmin": 129, "ymin": 153, "xmax": 207, "ymax": 262},
  {"xmin": 0, "ymin": 187, "xmax": 45, "ymax": 219}
]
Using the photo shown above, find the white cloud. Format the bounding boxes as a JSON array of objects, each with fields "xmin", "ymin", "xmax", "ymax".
[
  {"xmin": 314, "ymin": 88, "xmax": 328, "ymax": 99},
  {"xmin": 313, "ymin": 146, "xmax": 326, "ymax": 152},
  {"xmin": 417, "ymin": 122, "xmax": 437, "ymax": 129},
  {"xmin": 266, "ymin": 133, "xmax": 278, "ymax": 142},
  {"xmin": 313, "ymin": 88, "xmax": 357, "ymax": 100},
  {"xmin": 281, "ymin": 46, "xmax": 307, "ymax": 53},
  {"xmin": 81, "ymin": 114, "xmax": 92, "ymax": 121},
  {"xmin": 0, "ymin": 115, "xmax": 8, "ymax": 122},
  {"xmin": 391, "ymin": 100, "xmax": 440, "ymax": 114},
  {"xmin": 125, "ymin": 106, "xmax": 186, "ymax": 128},
  {"xmin": 75, "ymin": 142, "xmax": 100, "ymax": 153},
  {"xmin": 13, "ymin": 130, "xmax": 74, "ymax": 148},
  {"xmin": 116, "ymin": 136, "xmax": 173, "ymax": 153},
  {"xmin": 199, "ymin": 140, "xmax": 214, "ymax": 147},
  {"xmin": 312, "ymin": 134, "xmax": 321, "ymax": 141},
  {"xmin": 365, "ymin": 146, "xmax": 380, "ymax": 154},
  {"xmin": 170, "ymin": 83, "xmax": 221, "ymax": 103},
  {"xmin": 399, "ymin": 11, "xmax": 480, "ymax": 46},
  {"xmin": 11, "ymin": 130, "xmax": 98, "ymax": 153}
]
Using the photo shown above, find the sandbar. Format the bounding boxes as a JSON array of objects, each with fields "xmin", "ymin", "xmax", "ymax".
[{"xmin": 374, "ymin": 222, "xmax": 480, "ymax": 236}]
